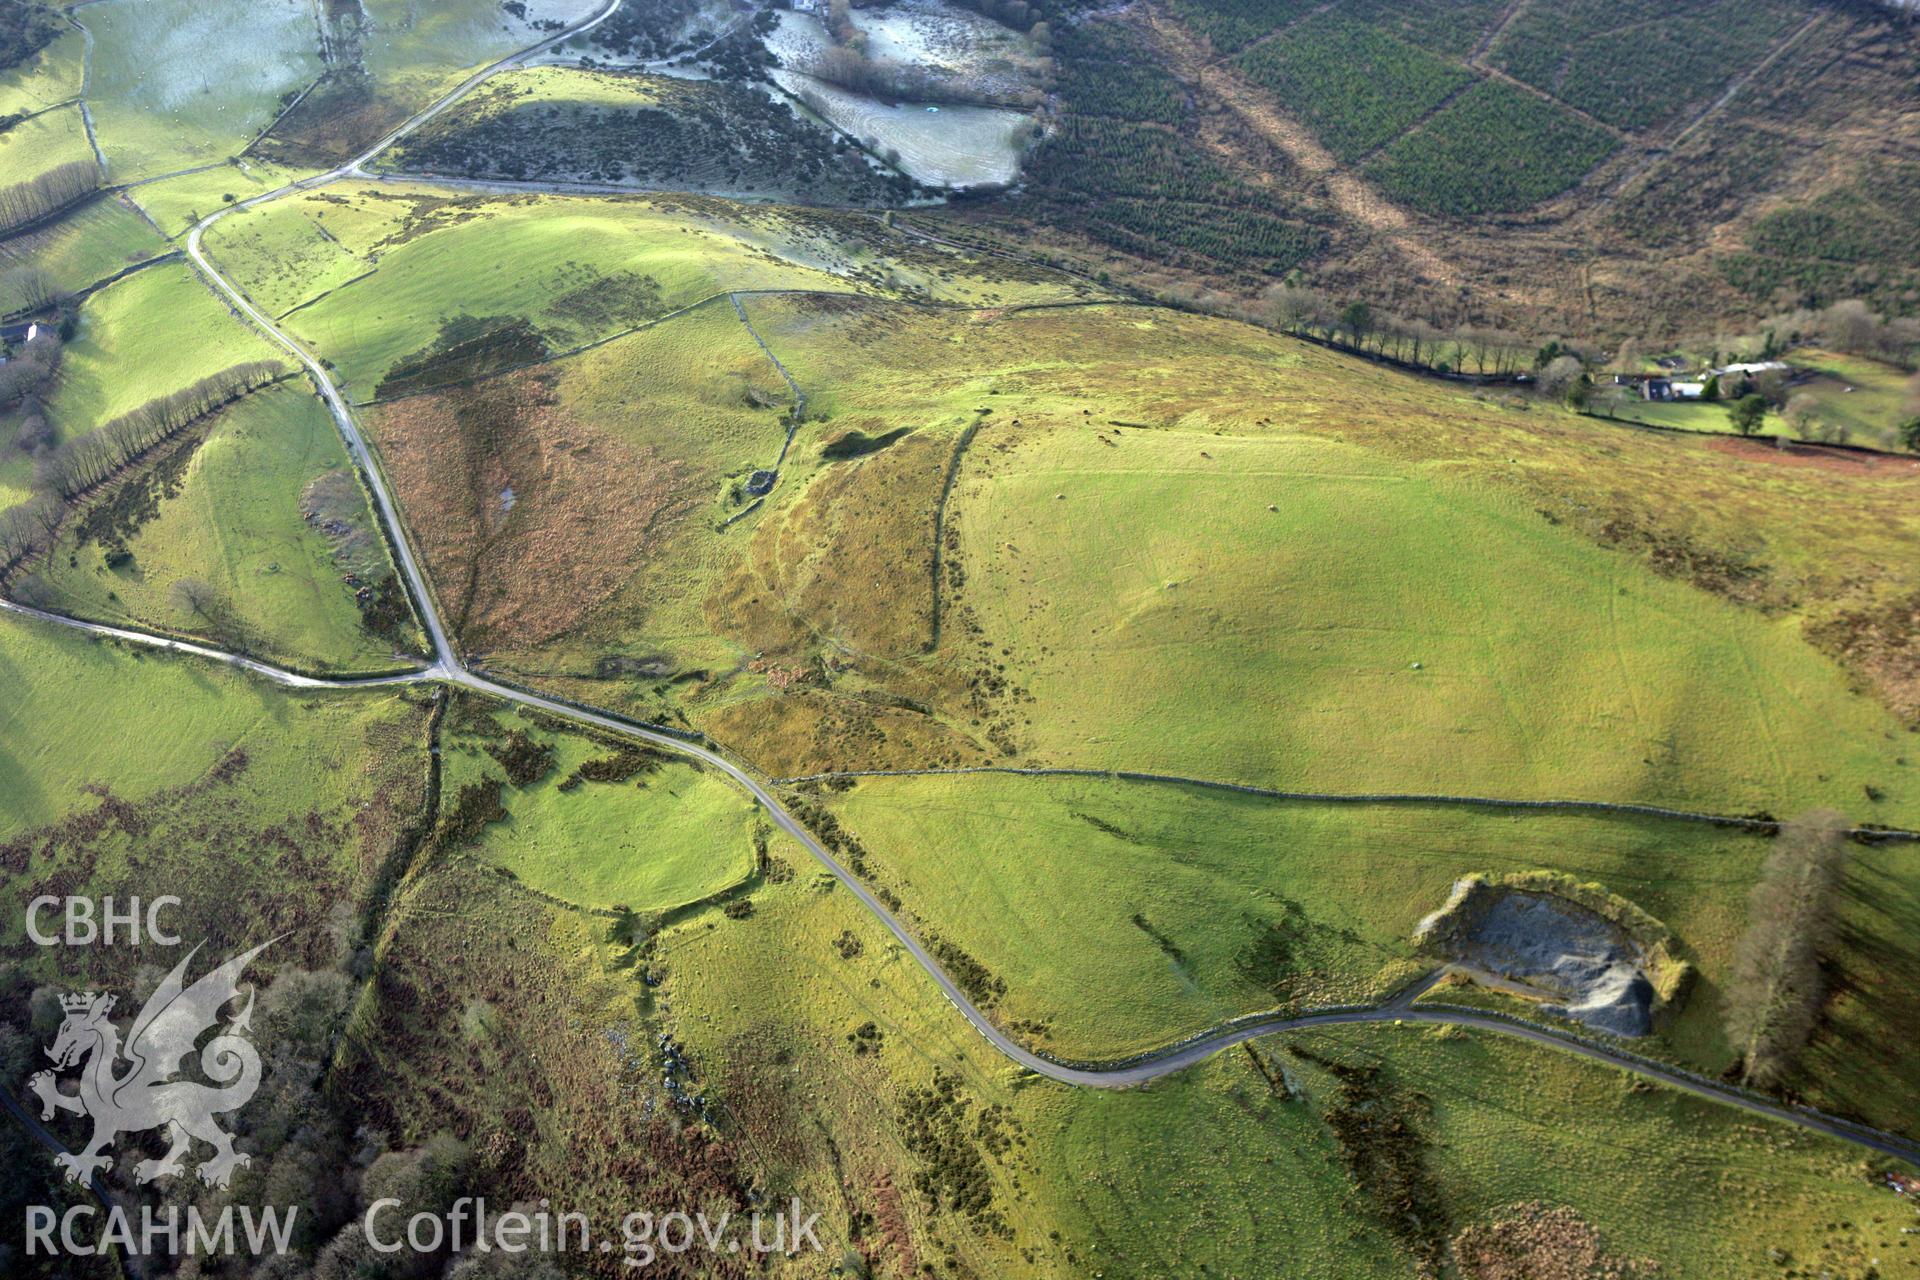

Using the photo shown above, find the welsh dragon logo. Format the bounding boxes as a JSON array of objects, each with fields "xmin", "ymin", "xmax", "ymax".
[{"xmin": 29, "ymin": 940, "xmax": 272, "ymax": 1189}]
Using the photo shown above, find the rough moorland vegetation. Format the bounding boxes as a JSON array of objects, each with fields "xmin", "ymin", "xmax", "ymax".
[
  {"xmin": 1015, "ymin": 19, "xmax": 1327, "ymax": 281},
  {"xmin": 0, "ymin": 0, "xmax": 61, "ymax": 74},
  {"xmin": 388, "ymin": 71, "xmax": 916, "ymax": 205}
]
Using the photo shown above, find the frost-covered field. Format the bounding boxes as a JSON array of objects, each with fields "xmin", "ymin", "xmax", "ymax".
[
  {"xmin": 763, "ymin": 10, "xmax": 833, "ymax": 68},
  {"xmin": 361, "ymin": 0, "xmax": 605, "ymax": 106},
  {"xmin": 766, "ymin": 3, "xmax": 1041, "ymax": 99},
  {"xmin": 83, "ymin": 0, "xmax": 321, "ymax": 181},
  {"xmin": 773, "ymin": 69, "xmax": 1024, "ymax": 188},
  {"xmin": 853, "ymin": 0, "xmax": 1040, "ymax": 87},
  {"xmin": 364, "ymin": 0, "xmax": 604, "ymax": 75}
]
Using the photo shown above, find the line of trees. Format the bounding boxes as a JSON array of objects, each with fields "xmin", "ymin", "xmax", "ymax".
[
  {"xmin": 1723, "ymin": 810, "xmax": 1851, "ymax": 1089},
  {"xmin": 0, "ymin": 160, "xmax": 100, "ymax": 237},
  {"xmin": 1677, "ymin": 298, "xmax": 1920, "ymax": 374},
  {"xmin": 1263, "ymin": 283, "xmax": 1535, "ymax": 377},
  {"xmin": 33, "ymin": 361, "xmax": 283, "ymax": 500},
  {"xmin": 0, "ymin": 361, "xmax": 283, "ymax": 576}
]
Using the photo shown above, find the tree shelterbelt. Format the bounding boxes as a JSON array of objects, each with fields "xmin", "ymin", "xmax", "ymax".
[
  {"xmin": 0, "ymin": 361, "xmax": 283, "ymax": 575},
  {"xmin": 32, "ymin": 362, "xmax": 284, "ymax": 500},
  {"xmin": 0, "ymin": 161, "xmax": 99, "ymax": 236}
]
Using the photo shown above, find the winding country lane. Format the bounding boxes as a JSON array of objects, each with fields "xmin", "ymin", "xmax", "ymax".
[
  {"xmin": 0, "ymin": 598, "xmax": 436, "ymax": 689},
  {"xmin": 4, "ymin": 0, "xmax": 1913, "ymax": 1174},
  {"xmin": 8, "ymin": 598, "xmax": 1917, "ymax": 1168}
]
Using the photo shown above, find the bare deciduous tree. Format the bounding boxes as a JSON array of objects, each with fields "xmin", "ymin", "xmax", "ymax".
[
  {"xmin": 1723, "ymin": 810, "xmax": 1851, "ymax": 1088},
  {"xmin": 1782, "ymin": 391, "xmax": 1821, "ymax": 440},
  {"xmin": 1536, "ymin": 354, "xmax": 1586, "ymax": 403},
  {"xmin": 31, "ymin": 360, "xmax": 281, "ymax": 501},
  {"xmin": 0, "ymin": 265, "xmax": 60, "ymax": 315},
  {"xmin": 0, "ymin": 161, "xmax": 100, "ymax": 235},
  {"xmin": 169, "ymin": 576, "xmax": 218, "ymax": 620},
  {"xmin": 1263, "ymin": 283, "xmax": 1326, "ymax": 335}
]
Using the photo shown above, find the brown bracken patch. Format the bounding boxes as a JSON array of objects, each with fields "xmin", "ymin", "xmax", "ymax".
[
  {"xmin": 1806, "ymin": 592, "xmax": 1920, "ymax": 726},
  {"xmin": 1452, "ymin": 1202, "xmax": 1659, "ymax": 1280},
  {"xmin": 370, "ymin": 370, "xmax": 689, "ymax": 653},
  {"xmin": 707, "ymin": 428, "xmax": 953, "ymax": 663},
  {"xmin": 1705, "ymin": 435, "xmax": 1918, "ymax": 475},
  {"xmin": 698, "ymin": 689, "xmax": 985, "ymax": 778}
]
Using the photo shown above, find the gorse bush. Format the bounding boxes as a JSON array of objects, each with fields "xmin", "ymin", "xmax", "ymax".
[{"xmin": 0, "ymin": 1, "xmax": 62, "ymax": 74}]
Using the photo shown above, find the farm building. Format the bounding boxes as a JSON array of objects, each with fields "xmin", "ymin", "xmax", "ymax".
[{"xmin": 1710, "ymin": 360, "xmax": 1789, "ymax": 378}]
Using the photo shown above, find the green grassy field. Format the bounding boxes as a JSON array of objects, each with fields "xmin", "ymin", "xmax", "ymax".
[
  {"xmin": 359, "ymin": 0, "xmax": 603, "ymax": 111},
  {"xmin": 813, "ymin": 772, "xmax": 1766, "ymax": 1057},
  {"xmin": 815, "ymin": 770, "xmax": 1920, "ymax": 1135},
  {"xmin": 1597, "ymin": 374, "xmax": 1913, "ymax": 453},
  {"xmin": 0, "ymin": 196, "xmax": 170, "ymax": 312},
  {"xmin": 942, "ymin": 407, "xmax": 1914, "ymax": 820},
  {"xmin": 32, "ymin": 384, "xmax": 416, "ymax": 673},
  {"xmin": 439, "ymin": 699, "xmax": 759, "ymax": 913},
  {"xmin": 0, "ymin": 613, "xmax": 422, "ymax": 846},
  {"xmin": 0, "ymin": 25, "xmax": 84, "ymax": 119},
  {"xmin": 8, "ymin": 8, "xmax": 1918, "ymax": 1274},
  {"xmin": 1779, "ymin": 349, "xmax": 1914, "ymax": 451},
  {"xmin": 79, "ymin": 0, "xmax": 321, "ymax": 183},
  {"xmin": 643, "ymin": 806, "xmax": 1918, "ymax": 1278},
  {"xmin": 123, "ymin": 155, "xmax": 317, "ymax": 238},
  {"xmin": 387, "ymin": 299, "xmax": 1920, "ymax": 820},
  {"xmin": 0, "ymin": 100, "xmax": 92, "ymax": 186},
  {"xmin": 44, "ymin": 259, "xmax": 288, "ymax": 438},
  {"xmin": 206, "ymin": 184, "xmax": 868, "ymax": 395},
  {"xmin": 204, "ymin": 184, "xmax": 1106, "ymax": 397}
]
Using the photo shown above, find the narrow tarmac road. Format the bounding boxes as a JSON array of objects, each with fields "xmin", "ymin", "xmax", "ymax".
[{"xmin": 6, "ymin": 0, "xmax": 1910, "ymax": 1174}]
